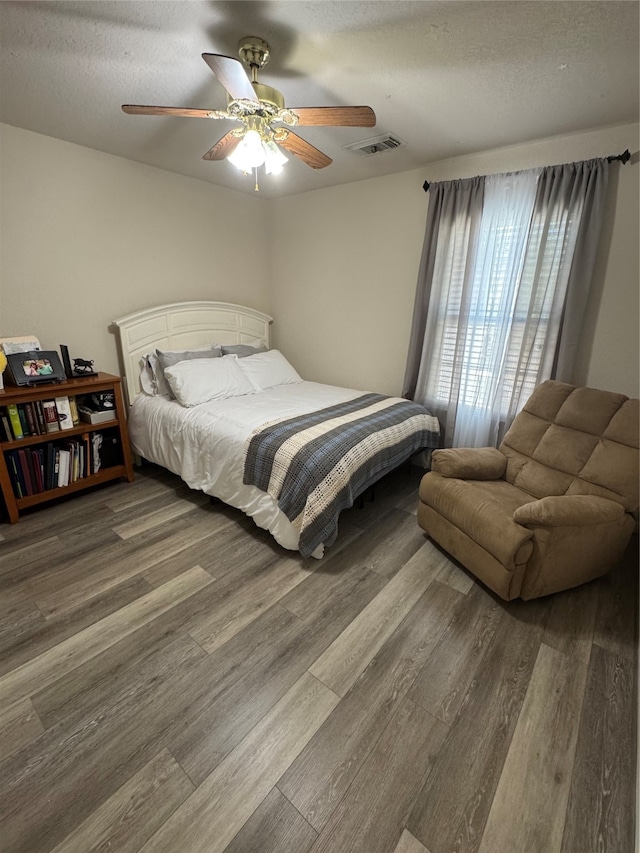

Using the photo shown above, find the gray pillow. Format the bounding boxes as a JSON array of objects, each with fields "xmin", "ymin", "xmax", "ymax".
[
  {"xmin": 156, "ymin": 346, "xmax": 221, "ymax": 398},
  {"xmin": 221, "ymin": 343, "xmax": 268, "ymax": 358}
]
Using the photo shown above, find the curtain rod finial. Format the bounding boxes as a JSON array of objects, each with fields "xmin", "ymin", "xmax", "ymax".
[{"xmin": 607, "ymin": 149, "xmax": 631, "ymax": 164}]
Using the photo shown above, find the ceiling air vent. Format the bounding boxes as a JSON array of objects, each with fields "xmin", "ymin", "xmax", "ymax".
[{"xmin": 344, "ymin": 133, "xmax": 406, "ymax": 156}]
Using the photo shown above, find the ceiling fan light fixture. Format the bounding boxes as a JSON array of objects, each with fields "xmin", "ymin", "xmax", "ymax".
[
  {"xmin": 263, "ymin": 140, "xmax": 288, "ymax": 175},
  {"xmin": 227, "ymin": 128, "xmax": 265, "ymax": 171},
  {"xmin": 227, "ymin": 114, "xmax": 288, "ymax": 176}
]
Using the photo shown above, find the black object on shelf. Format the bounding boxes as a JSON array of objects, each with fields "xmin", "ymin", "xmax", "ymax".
[{"xmin": 59, "ymin": 345, "xmax": 74, "ymax": 379}]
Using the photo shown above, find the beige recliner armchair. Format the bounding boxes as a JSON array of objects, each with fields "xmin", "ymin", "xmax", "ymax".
[{"xmin": 418, "ymin": 381, "xmax": 638, "ymax": 600}]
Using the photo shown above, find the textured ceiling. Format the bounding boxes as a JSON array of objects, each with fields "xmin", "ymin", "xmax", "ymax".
[{"xmin": 0, "ymin": 1, "xmax": 638, "ymax": 198}]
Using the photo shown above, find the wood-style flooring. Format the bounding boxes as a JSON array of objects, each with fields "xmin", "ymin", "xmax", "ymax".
[{"xmin": 0, "ymin": 463, "xmax": 636, "ymax": 853}]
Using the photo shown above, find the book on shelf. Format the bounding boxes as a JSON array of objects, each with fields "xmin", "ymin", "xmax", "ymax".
[
  {"xmin": 17, "ymin": 449, "xmax": 33, "ymax": 496},
  {"xmin": 17, "ymin": 406, "xmax": 29, "ymax": 437},
  {"xmin": 44, "ymin": 444, "xmax": 54, "ymax": 491},
  {"xmin": 29, "ymin": 449, "xmax": 41, "ymax": 492},
  {"xmin": 23, "ymin": 402, "xmax": 39, "ymax": 436},
  {"xmin": 6, "ymin": 451, "xmax": 24, "ymax": 498},
  {"xmin": 0, "ymin": 414, "xmax": 11, "ymax": 442},
  {"xmin": 34, "ymin": 401, "xmax": 47, "ymax": 435},
  {"xmin": 57, "ymin": 448, "xmax": 71, "ymax": 488},
  {"xmin": 53, "ymin": 447, "xmax": 60, "ymax": 489},
  {"xmin": 31, "ymin": 448, "xmax": 44, "ymax": 492},
  {"xmin": 38, "ymin": 448, "xmax": 45, "ymax": 491},
  {"xmin": 42, "ymin": 400, "xmax": 60, "ymax": 433},
  {"xmin": 66, "ymin": 441, "xmax": 78, "ymax": 483},
  {"xmin": 69, "ymin": 396, "xmax": 80, "ymax": 426},
  {"xmin": 6, "ymin": 404, "xmax": 24, "ymax": 440},
  {"xmin": 83, "ymin": 432, "xmax": 90, "ymax": 476},
  {"xmin": 68, "ymin": 438, "xmax": 87, "ymax": 481},
  {"xmin": 25, "ymin": 448, "xmax": 36, "ymax": 492},
  {"xmin": 54, "ymin": 396, "xmax": 74, "ymax": 431}
]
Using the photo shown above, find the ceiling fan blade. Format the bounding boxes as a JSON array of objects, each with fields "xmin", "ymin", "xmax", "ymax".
[
  {"xmin": 202, "ymin": 53, "xmax": 258, "ymax": 103},
  {"xmin": 203, "ymin": 132, "xmax": 241, "ymax": 161},
  {"xmin": 289, "ymin": 106, "xmax": 376, "ymax": 127},
  {"xmin": 278, "ymin": 131, "xmax": 332, "ymax": 169},
  {"xmin": 122, "ymin": 105, "xmax": 226, "ymax": 119}
]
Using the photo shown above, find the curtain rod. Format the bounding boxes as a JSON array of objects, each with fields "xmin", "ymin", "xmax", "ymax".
[{"xmin": 422, "ymin": 149, "xmax": 631, "ymax": 192}]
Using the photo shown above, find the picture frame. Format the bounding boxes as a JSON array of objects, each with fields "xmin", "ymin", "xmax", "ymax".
[{"xmin": 5, "ymin": 350, "xmax": 67, "ymax": 386}]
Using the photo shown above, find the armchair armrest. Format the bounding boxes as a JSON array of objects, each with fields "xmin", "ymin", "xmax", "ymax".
[
  {"xmin": 431, "ymin": 447, "xmax": 507, "ymax": 480},
  {"xmin": 513, "ymin": 495, "xmax": 626, "ymax": 528}
]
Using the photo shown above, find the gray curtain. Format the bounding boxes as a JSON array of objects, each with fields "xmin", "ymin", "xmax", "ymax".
[
  {"xmin": 402, "ymin": 176, "xmax": 485, "ymax": 402},
  {"xmin": 404, "ymin": 159, "xmax": 611, "ymax": 448},
  {"xmin": 544, "ymin": 159, "xmax": 611, "ymax": 381}
]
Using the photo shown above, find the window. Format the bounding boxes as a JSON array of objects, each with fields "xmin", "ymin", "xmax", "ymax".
[{"xmin": 407, "ymin": 160, "xmax": 606, "ymax": 447}]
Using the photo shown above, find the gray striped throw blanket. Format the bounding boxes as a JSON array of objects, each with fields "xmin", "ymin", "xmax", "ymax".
[{"xmin": 244, "ymin": 393, "xmax": 440, "ymax": 557}]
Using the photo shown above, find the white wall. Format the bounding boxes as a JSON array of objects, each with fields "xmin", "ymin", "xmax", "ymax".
[
  {"xmin": 270, "ymin": 122, "xmax": 639, "ymax": 398},
  {"xmin": 269, "ymin": 170, "xmax": 427, "ymax": 394},
  {"xmin": 0, "ymin": 124, "xmax": 270, "ymax": 377}
]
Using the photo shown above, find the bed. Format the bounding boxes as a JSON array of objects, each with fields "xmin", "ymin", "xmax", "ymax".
[{"xmin": 114, "ymin": 301, "xmax": 440, "ymax": 558}]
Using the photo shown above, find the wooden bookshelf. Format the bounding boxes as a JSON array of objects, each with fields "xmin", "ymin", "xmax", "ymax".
[{"xmin": 0, "ymin": 372, "xmax": 134, "ymax": 523}]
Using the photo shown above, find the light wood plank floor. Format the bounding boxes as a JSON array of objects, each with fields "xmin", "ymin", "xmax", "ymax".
[{"xmin": 0, "ymin": 463, "xmax": 636, "ymax": 853}]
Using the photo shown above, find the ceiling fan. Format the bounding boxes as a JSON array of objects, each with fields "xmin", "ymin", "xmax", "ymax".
[{"xmin": 122, "ymin": 37, "xmax": 376, "ymax": 177}]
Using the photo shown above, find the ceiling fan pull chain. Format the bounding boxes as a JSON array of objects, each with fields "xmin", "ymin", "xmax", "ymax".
[{"xmin": 254, "ymin": 167, "xmax": 260, "ymax": 192}]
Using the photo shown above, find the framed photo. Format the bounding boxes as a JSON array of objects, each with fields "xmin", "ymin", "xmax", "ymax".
[{"xmin": 5, "ymin": 350, "xmax": 67, "ymax": 386}]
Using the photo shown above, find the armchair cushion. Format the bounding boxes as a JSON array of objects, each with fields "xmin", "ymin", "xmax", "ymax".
[
  {"xmin": 420, "ymin": 473, "xmax": 533, "ymax": 568},
  {"xmin": 513, "ymin": 495, "xmax": 626, "ymax": 528},
  {"xmin": 502, "ymin": 384, "xmax": 639, "ymax": 513},
  {"xmin": 431, "ymin": 447, "xmax": 507, "ymax": 480}
]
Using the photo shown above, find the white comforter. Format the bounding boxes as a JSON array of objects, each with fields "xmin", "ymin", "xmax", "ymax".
[{"xmin": 128, "ymin": 381, "xmax": 364, "ymax": 557}]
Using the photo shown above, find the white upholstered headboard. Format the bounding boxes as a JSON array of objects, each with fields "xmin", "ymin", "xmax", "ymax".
[{"xmin": 113, "ymin": 301, "xmax": 273, "ymax": 406}]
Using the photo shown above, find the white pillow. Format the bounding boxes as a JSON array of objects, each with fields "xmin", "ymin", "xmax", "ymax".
[
  {"xmin": 139, "ymin": 345, "xmax": 220, "ymax": 397},
  {"xmin": 237, "ymin": 349, "xmax": 302, "ymax": 391},
  {"xmin": 164, "ymin": 356, "xmax": 255, "ymax": 407},
  {"xmin": 157, "ymin": 345, "xmax": 222, "ymax": 400}
]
